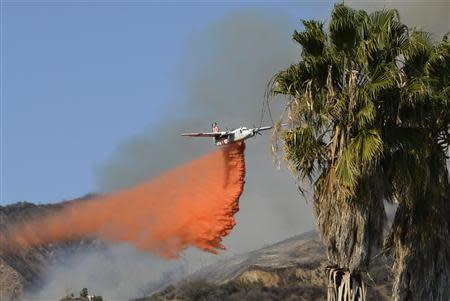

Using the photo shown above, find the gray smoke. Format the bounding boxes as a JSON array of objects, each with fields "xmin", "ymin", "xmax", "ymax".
[
  {"xmin": 94, "ymin": 8, "xmax": 314, "ymax": 254},
  {"xmin": 346, "ymin": 0, "xmax": 449, "ymax": 40},
  {"xmin": 27, "ymin": 242, "xmax": 228, "ymax": 301},
  {"xmin": 25, "ymin": 244, "xmax": 189, "ymax": 301}
]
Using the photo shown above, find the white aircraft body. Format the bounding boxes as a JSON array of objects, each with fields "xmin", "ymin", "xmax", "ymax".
[{"xmin": 181, "ymin": 122, "xmax": 272, "ymax": 146}]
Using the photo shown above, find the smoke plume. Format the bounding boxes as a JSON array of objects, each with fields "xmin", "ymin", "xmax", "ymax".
[
  {"xmin": 24, "ymin": 244, "xmax": 188, "ymax": 301},
  {"xmin": 346, "ymin": 0, "xmax": 449, "ymax": 40},
  {"xmin": 1, "ymin": 142, "xmax": 246, "ymax": 258},
  {"xmin": 95, "ymin": 8, "xmax": 312, "ymax": 255}
]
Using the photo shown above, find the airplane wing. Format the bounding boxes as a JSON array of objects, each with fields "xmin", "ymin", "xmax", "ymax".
[
  {"xmin": 256, "ymin": 126, "xmax": 272, "ymax": 132},
  {"xmin": 181, "ymin": 131, "xmax": 228, "ymax": 138}
]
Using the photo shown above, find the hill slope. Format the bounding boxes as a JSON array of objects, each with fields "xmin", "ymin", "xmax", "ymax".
[
  {"xmin": 141, "ymin": 231, "xmax": 391, "ymax": 301},
  {"xmin": 0, "ymin": 197, "xmax": 99, "ymax": 300}
]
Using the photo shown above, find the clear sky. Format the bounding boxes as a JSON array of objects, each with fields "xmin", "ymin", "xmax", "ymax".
[{"xmin": 1, "ymin": 1, "xmax": 335, "ymax": 205}]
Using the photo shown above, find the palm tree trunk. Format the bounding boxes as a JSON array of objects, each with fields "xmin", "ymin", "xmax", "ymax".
[
  {"xmin": 389, "ymin": 199, "xmax": 450, "ymax": 301},
  {"xmin": 327, "ymin": 266, "xmax": 366, "ymax": 301},
  {"xmin": 388, "ymin": 169, "xmax": 450, "ymax": 301},
  {"xmin": 315, "ymin": 174, "xmax": 386, "ymax": 271},
  {"xmin": 315, "ymin": 174, "xmax": 385, "ymax": 300}
]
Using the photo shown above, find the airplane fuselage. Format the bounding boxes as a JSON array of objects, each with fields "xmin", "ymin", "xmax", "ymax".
[{"xmin": 214, "ymin": 127, "xmax": 255, "ymax": 146}]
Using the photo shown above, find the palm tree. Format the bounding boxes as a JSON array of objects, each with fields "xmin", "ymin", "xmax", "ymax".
[
  {"xmin": 270, "ymin": 5, "xmax": 408, "ymax": 299},
  {"xmin": 383, "ymin": 33, "xmax": 450, "ymax": 300},
  {"xmin": 269, "ymin": 4, "xmax": 450, "ymax": 300}
]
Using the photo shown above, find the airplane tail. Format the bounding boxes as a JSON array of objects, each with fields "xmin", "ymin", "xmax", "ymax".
[{"xmin": 212, "ymin": 122, "xmax": 220, "ymax": 133}]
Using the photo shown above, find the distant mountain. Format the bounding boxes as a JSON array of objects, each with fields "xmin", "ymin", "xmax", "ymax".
[{"xmin": 139, "ymin": 231, "xmax": 391, "ymax": 301}]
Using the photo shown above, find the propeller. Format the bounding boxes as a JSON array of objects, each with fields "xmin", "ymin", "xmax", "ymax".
[
  {"xmin": 251, "ymin": 124, "xmax": 256, "ymax": 137},
  {"xmin": 252, "ymin": 126, "xmax": 262, "ymax": 136}
]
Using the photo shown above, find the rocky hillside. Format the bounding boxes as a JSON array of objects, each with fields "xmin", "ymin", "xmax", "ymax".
[
  {"xmin": 140, "ymin": 231, "xmax": 391, "ymax": 301},
  {"xmin": 0, "ymin": 196, "xmax": 98, "ymax": 300}
]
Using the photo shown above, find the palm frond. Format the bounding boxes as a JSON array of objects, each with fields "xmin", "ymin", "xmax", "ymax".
[
  {"xmin": 293, "ymin": 20, "xmax": 327, "ymax": 57},
  {"xmin": 335, "ymin": 146, "xmax": 359, "ymax": 191},
  {"xmin": 352, "ymin": 129, "xmax": 383, "ymax": 169},
  {"xmin": 283, "ymin": 126, "xmax": 326, "ymax": 181},
  {"xmin": 329, "ymin": 4, "xmax": 361, "ymax": 54}
]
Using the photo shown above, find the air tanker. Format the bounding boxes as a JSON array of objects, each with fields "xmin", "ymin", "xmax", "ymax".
[{"xmin": 181, "ymin": 122, "xmax": 272, "ymax": 146}]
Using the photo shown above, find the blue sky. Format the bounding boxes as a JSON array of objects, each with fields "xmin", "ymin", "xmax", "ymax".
[{"xmin": 1, "ymin": 1, "xmax": 334, "ymax": 204}]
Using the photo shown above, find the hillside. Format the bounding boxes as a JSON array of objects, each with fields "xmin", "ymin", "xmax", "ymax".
[
  {"xmin": 0, "ymin": 197, "xmax": 99, "ymax": 300},
  {"xmin": 140, "ymin": 232, "xmax": 392, "ymax": 301}
]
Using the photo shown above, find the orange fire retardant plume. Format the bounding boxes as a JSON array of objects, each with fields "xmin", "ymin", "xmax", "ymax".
[{"xmin": 1, "ymin": 142, "xmax": 246, "ymax": 258}]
